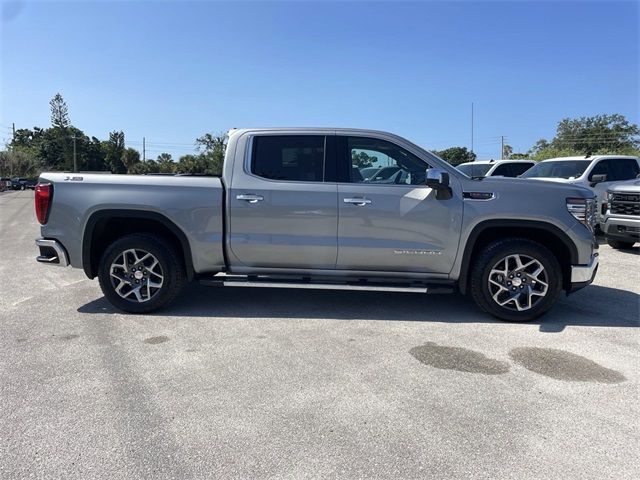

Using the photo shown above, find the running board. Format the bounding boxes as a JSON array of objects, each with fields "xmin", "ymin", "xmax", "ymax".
[{"xmin": 198, "ymin": 275, "xmax": 454, "ymax": 294}]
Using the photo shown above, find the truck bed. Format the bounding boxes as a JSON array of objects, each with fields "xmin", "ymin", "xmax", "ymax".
[{"xmin": 38, "ymin": 172, "xmax": 226, "ymax": 274}]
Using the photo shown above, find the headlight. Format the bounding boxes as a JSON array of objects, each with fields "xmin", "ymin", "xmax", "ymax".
[{"xmin": 567, "ymin": 197, "xmax": 597, "ymax": 229}]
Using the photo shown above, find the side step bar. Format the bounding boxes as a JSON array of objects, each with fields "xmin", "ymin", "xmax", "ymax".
[{"xmin": 199, "ymin": 274, "xmax": 454, "ymax": 294}]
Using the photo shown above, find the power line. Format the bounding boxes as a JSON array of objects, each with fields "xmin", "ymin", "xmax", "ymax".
[{"xmin": 538, "ymin": 132, "xmax": 640, "ymax": 140}]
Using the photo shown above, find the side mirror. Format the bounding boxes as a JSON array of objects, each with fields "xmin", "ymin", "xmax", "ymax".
[
  {"xmin": 590, "ymin": 173, "xmax": 607, "ymax": 186},
  {"xmin": 425, "ymin": 168, "xmax": 452, "ymax": 200}
]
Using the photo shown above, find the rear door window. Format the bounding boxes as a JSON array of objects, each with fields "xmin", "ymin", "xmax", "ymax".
[
  {"xmin": 510, "ymin": 162, "xmax": 534, "ymax": 176},
  {"xmin": 492, "ymin": 164, "xmax": 512, "ymax": 176},
  {"xmin": 610, "ymin": 159, "xmax": 640, "ymax": 181},
  {"xmin": 251, "ymin": 135, "xmax": 325, "ymax": 182},
  {"xmin": 588, "ymin": 159, "xmax": 613, "ymax": 181}
]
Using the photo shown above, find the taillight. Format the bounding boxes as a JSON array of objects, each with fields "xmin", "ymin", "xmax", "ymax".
[{"xmin": 35, "ymin": 183, "xmax": 52, "ymax": 224}]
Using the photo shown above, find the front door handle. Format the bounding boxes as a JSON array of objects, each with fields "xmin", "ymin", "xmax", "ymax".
[
  {"xmin": 343, "ymin": 197, "xmax": 372, "ymax": 206},
  {"xmin": 236, "ymin": 194, "xmax": 264, "ymax": 203}
]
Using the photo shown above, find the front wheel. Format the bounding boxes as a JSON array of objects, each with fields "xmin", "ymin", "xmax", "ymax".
[
  {"xmin": 98, "ymin": 234, "xmax": 185, "ymax": 313},
  {"xmin": 470, "ymin": 239, "xmax": 562, "ymax": 322},
  {"xmin": 606, "ymin": 239, "xmax": 635, "ymax": 250}
]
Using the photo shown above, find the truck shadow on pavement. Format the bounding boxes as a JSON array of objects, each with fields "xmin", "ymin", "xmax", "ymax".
[{"xmin": 78, "ymin": 284, "xmax": 639, "ymax": 333}]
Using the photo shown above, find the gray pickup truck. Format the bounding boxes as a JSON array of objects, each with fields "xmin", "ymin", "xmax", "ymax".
[{"xmin": 35, "ymin": 128, "xmax": 599, "ymax": 321}]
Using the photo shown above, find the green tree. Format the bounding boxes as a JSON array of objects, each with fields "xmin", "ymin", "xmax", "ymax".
[
  {"xmin": 433, "ymin": 147, "xmax": 476, "ymax": 166},
  {"xmin": 195, "ymin": 132, "xmax": 227, "ymax": 175},
  {"xmin": 104, "ymin": 131, "xmax": 126, "ymax": 173},
  {"xmin": 121, "ymin": 147, "xmax": 141, "ymax": 172},
  {"xmin": 0, "ymin": 150, "xmax": 39, "ymax": 177},
  {"xmin": 530, "ymin": 114, "xmax": 640, "ymax": 159},
  {"xmin": 351, "ymin": 151, "xmax": 378, "ymax": 168},
  {"xmin": 129, "ymin": 159, "xmax": 159, "ymax": 175},
  {"xmin": 176, "ymin": 154, "xmax": 208, "ymax": 174},
  {"xmin": 84, "ymin": 137, "xmax": 107, "ymax": 171},
  {"xmin": 156, "ymin": 153, "xmax": 176, "ymax": 173},
  {"xmin": 50, "ymin": 93, "xmax": 70, "ymax": 129},
  {"xmin": 8, "ymin": 96, "xmax": 113, "ymax": 173}
]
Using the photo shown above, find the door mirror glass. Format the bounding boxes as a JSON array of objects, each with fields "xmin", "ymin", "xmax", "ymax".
[
  {"xmin": 590, "ymin": 173, "xmax": 607, "ymax": 186},
  {"xmin": 425, "ymin": 168, "xmax": 452, "ymax": 199}
]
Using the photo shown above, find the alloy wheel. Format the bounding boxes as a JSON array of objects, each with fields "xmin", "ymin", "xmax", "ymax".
[
  {"xmin": 487, "ymin": 253, "xmax": 548, "ymax": 312},
  {"xmin": 109, "ymin": 248, "xmax": 164, "ymax": 303}
]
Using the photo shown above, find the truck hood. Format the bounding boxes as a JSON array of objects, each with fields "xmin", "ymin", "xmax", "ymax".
[
  {"xmin": 471, "ymin": 176, "xmax": 594, "ymax": 198},
  {"xmin": 607, "ymin": 178, "xmax": 640, "ymax": 193},
  {"xmin": 524, "ymin": 177, "xmax": 576, "ymax": 184}
]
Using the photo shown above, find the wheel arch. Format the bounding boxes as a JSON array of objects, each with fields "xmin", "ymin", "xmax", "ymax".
[
  {"xmin": 457, "ymin": 220, "xmax": 578, "ymax": 295},
  {"xmin": 82, "ymin": 209, "xmax": 195, "ymax": 281}
]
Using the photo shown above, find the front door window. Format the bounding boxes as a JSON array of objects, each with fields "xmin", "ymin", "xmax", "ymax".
[{"xmin": 347, "ymin": 137, "xmax": 429, "ymax": 185}]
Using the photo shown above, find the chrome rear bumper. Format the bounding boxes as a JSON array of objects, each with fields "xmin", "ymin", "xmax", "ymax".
[{"xmin": 35, "ymin": 238, "xmax": 69, "ymax": 267}]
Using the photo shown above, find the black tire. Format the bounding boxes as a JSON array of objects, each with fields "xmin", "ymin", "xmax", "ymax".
[
  {"xmin": 606, "ymin": 239, "xmax": 635, "ymax": 250},
  {"xmin": 470, "ymin": 239, "xmax": 563, "ymax": 322},
  {"xmin": 98, "ymin": 234, "xmax": 185, "ymax": 313}
]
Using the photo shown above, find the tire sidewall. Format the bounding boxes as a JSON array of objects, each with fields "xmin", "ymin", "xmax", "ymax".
[
  {"xmin": 98, "ymin": 235, "xmax": 182, "ymax": 313},
  {"xmin": 472, "ymin": 240, "xmax": 562, "ymax": 322},
  {"xmin": 607, "ymin": 239, "xmax": 635, "ymax": 250}
]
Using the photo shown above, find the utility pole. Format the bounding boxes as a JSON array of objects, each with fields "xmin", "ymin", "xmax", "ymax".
[
  {"xmin": 11, "ymin": 123, "xmax": 15, "ymax": 176},
  {"xmin": 501, "ymin": 136, "xmax": 504, "ymax": 159},
  {"xmin": 72, "ymin": 134, "xmax": 77, "ymax": 172},
  {"xmin": 470, "ymin": 102, "xmax": 474, "ymax": 154},
  {"xmin": 143, "ymin": 137, "xmax": 146, "ymax": 161}
]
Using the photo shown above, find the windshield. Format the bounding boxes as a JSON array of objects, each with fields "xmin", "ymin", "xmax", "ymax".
[
  {"xmin": 359, "ymin": 167, "xmax": 380, "ymax": 180},
  {"xmin": 457, "ymin": 163, "xmax": 493, "ymax": 177},
  {"xmin": 521, "ymin": 160, "xmax": 591, "ymax": 179},
  {"xmin": 367, "ymin": 166, "xmax": 401, "ymax": 182}
]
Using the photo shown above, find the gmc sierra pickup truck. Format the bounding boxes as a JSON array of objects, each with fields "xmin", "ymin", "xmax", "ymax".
[{"xmin": 35, "ymin": 128, "xmax": 599, "ymax": 321}]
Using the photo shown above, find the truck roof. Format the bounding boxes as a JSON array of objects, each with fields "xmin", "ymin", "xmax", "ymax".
[
  {"xmin": 459, "ymin": 159, "xmax": 534, "ymax": 166},
  {"xmin": 540, "ymin": 155, "xmax": 639, "ymax": 162},
  {"xmin": 228, "ymin": 127, "xmax": 407, "ymax": 136}
]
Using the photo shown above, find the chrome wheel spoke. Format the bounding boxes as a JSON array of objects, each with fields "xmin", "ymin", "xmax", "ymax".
[
  {"xmin": 487, "ymin": 253, "xmax": 548, "ymax": 313},
  {"xmin": 132, "ymin": 286, "xmax": 144, "ymax": 302},
  {"xmin": 110, "ymin": 271, "xmax": 127, "ymax": 282},
  {"xmin": 114, "ymin": 279, "xmax": 128, "ymax": 295},
  {"xmin": 489, "ymin": 278, "xmax": 508, "ymax": 291},
  {"xmin": 110, "ymin": 248, "xmax": 164, "ymax": 303}
]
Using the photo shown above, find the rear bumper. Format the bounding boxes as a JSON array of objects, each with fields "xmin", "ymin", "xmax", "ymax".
[
  {"xmin": 568, "ymin": 253, "xmax": 598, "ymax": 293},
  {"xmin": 35, "ymin": 238, "xmax": 69, "ymax": 267}
]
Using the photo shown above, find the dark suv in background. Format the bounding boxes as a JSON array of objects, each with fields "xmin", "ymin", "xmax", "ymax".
[{"xmin": 11, "ymin": 178, "xmax": 36, "ymax": 190}]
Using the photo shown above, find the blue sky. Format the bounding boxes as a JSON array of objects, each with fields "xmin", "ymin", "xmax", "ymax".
[{"xmin": 1, "ymin": 0, "xmax": 638, "ymax": 159}]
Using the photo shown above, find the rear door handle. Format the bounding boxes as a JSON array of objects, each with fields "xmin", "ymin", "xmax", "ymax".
[
  {"xmin": 343, "ymin": 197, "xmax": 372, "ymax": 206},
  {"xmin": 236, "ymin": 194, "xmax": 264, "ymax": 203}
]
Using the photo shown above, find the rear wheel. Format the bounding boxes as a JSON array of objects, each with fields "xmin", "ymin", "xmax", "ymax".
[
  {"xmin": 470, "ymin": 239, "xmax": 562, "ymax": 322},
  {"xmin": 606, "ymin": 238, "xmax": 635, "ymax": 250},
  {"xmin": 98, "ymin": 234, "xmax": 185, "ymax": 313}
]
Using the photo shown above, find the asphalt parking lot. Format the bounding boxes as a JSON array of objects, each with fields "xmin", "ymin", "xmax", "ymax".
[{"xmin": 1, "ymin": 190, "xmax": 638, "ymax": 479}]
